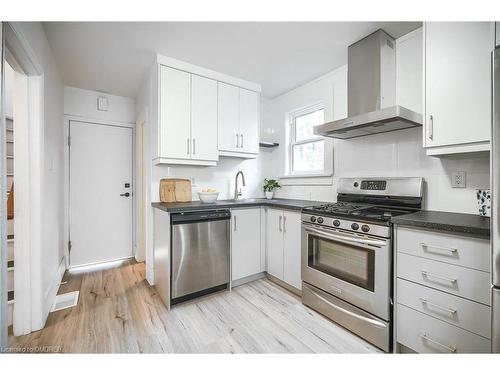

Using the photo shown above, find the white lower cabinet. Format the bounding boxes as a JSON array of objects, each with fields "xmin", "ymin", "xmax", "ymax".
[
  {"xmin": 395, "ymin": 226, "xmax": 491, "ymax": 353},
  {"xmin": 231, "ymin": 208, "xmax": 262, "ymax": 281},
  {"xmin": 266, "ymin": 208, "xmax": 284, "ymax": 279},
  {"xmin": 397, "ymin": 304, "xmax": 491, "ymax": 353},
  {"xmin": 266, "ymin": 208, "xmax": 302, "ymax": 291},
  {"xmin": 282, "ymin": 211, "xmax": 302, "ymax": 290}
]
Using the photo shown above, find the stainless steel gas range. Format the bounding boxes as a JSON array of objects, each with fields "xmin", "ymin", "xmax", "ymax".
[{"xmin": 301, "ymin": 177, "xmax": 424, "ymax": 352}]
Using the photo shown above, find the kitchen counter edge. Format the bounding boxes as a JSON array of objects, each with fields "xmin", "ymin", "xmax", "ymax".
[
  {"xmin": 152, "ymin": 198, "xmax": 326, "ymax": 213},
  {"xmin": 391, "ymin": 210, "xmax": 490, "ymax": 239}
]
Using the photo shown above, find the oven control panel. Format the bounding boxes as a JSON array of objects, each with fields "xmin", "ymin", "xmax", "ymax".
[{"xmin": 360, "ymin": 180, "xmax": 387, "ymax": 191}]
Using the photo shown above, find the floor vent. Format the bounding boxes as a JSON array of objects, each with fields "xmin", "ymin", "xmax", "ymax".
[{"xmin": 51, "ymin": 291, "xmax": 79, "ymax": 312}]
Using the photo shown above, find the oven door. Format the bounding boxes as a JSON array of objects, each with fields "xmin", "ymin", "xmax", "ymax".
[{"xmin": 301, "ymin": 223, "xmax": 391, "ymax": 320}]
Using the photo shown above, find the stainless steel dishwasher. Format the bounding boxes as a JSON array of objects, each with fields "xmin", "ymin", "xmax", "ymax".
[{"xmin": 170, "ymin": 209, "xmax": 230, "ymax": 304}]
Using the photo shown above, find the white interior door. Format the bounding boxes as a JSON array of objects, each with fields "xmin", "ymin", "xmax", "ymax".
[{"xmin": 70, "ymin": 121, "xmax": 133, "ymax": 267}]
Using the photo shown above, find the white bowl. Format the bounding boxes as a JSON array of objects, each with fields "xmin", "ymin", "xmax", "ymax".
[{"xmin": 198, "ymin": 191, "xmax": 219, "ymax": 203}]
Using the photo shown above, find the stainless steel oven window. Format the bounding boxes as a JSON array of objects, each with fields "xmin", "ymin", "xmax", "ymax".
[{"xmin": 307, "ymin": 233, "xmax": 375, "ymax": 291}]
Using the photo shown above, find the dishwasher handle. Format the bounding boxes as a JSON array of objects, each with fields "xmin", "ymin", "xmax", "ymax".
[{"xmin": 171, "ymin": 209, "xmax": 231, "ymax": 224}]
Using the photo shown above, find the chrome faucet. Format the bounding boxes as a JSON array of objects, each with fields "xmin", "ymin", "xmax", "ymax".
[{"xmin": 234, "ymin": 171, "xmax": 246, "ymax": 199}]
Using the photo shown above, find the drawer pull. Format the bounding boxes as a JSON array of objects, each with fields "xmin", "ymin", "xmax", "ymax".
[
  {"xmin": 419, "ymin": 298, "xmax": 457, "ymax": 315},
  {"xmin": 420, "ymin": 242, "xmax": 458, "ymax": 254},
  {"xmin": 421, "ymin": 270, "xmax": 457, "ymax": 284},
  {"xmin": 420, "ymin": 270, "xmax": 457, "ymax": 284},
  {"xmin": 420, "ymin": 333, "xmax": 457, "ymax": 353}
]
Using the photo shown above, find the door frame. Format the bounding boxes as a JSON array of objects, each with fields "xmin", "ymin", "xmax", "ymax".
[
  {"xmin": 135, "ymin": 108, "xmax": 148, "ymax": 263},
  {"xmin": 2, "ymin": 22, "xmax": 45, "ymax": 336},
  {"xmin": 63, "ymin": 116, "xmax": 136, "ymax": 268}
]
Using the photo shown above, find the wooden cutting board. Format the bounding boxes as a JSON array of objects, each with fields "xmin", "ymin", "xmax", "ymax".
[{"xmin": 159, "ymin": 178, "xmax": 192, "ymax": 202}]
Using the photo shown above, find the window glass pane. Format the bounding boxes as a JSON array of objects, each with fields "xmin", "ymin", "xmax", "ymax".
[
  {"xmin": 292, "ymin": 140, "xmax": 324, "ymax": 172},
  {"xmin": 295, "ymin": 109, "xmax": 324, "ymax": 142}
]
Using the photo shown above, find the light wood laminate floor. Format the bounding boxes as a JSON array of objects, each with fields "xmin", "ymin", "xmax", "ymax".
[{"xmin": 9, "ymin": 259, "xmax": 380, "ymax": 353}]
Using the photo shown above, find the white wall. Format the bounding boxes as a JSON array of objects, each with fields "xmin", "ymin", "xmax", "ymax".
[
  {"xmin": 261, "ymin": 28, "xmax": 489, "ymax": 215},
  {"xmin": 9, "ymin": 22, "xmax": 65, "ymax": 329},
  {"xmin": 64, "ymin": 86, "xmax": 135, "ymax": 123}
]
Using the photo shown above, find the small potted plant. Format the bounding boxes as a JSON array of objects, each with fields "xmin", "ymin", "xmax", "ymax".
[{"xmin": 263, "ymin": 178, "xmax": 281, "ymax": 199}]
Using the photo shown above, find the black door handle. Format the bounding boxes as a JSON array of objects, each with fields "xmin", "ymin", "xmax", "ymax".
[{"xmin": 120, "ymin": 192, "xmax": 130, "ymax": 197}]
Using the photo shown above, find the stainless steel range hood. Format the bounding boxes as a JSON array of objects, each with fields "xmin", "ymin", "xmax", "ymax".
[{"xmin": 314, "ymin": 30, "xmax": 422, "ymax": 139}]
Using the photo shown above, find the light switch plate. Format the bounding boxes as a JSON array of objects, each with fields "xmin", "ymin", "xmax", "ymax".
[{"xmin": 451, "ymin": 171, "xmax": 466, "ymax": 188}]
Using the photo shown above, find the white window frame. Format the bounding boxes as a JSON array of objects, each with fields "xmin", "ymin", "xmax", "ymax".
[{"xmin": 285, "ymin": 102, "xmax": 331, "ymax": 179}]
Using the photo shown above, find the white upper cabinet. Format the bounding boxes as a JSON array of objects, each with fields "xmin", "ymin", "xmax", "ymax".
[
  {"xmin": 153, "ymin": 54, "xmax": 261, "ymax": 166},
  {"xmin": 158, "ymin": 67, "xmax": 218, "ymax": 165},
  {"xmin": 218, "ymin": 83, "xmax": 260, "ymax": 158},
  {"xmin": 238, "ymin": 88, "xmax": 260, "ymax": 154},
  {"xmin": 496, "ymin": 22, "xmax": 500, "ymax": 46},
  {"xmin": 159, "ymin": 66, "xmax": 191, "ymax": 161},
  {"xmin": 424, "ymin": 22, "xmax": 493, "ymax": 156},
  {"xmin": 191, "ymin": 74, "xmax": 218, "ymax": 162},
  {"xmin": 218, "ymin": 82, "xmax": 240, "ymax": 153}
]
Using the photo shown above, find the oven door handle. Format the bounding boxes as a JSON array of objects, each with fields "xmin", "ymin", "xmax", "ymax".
[
  {"xmin": 310, "ymin": 288, "xmax": 387, "ymax": 328},
  {"xmin": 304, "ymin": 226, "xmax": 387, "ymax": 247}
]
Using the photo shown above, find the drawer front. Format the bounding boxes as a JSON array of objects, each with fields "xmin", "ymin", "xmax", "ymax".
[
  {"xmin": 397, "ymin": 253, "xmax": 491, "ymax": 305},
  {"xmin": 397, "ymin": 278, "xmax": 491, "ymax": 338},
  {"xmin": 397, "ymin": 227, "xmax": 490, "ymax": 272},
  {"xmin": 397, "ymin": 304, "xmax": 491, "ymax": 353}
]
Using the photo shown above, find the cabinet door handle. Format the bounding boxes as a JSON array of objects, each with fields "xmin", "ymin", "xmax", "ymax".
[
  {"xmin": 428, "ymin": 115, "xmax": 434, "ymax": 140},
  {"xmin": 283, "ymin": 215, "xmax": 287, "ymax": 232},
  {"xmin": 420, "ymin": 333, "xmax": 457, "ymax": 353},
  {"xmin": 421, "ymin": 270, "xmax": 457, "ymax": 284},
  {"xmin": 419, "ymin": 298, "xmax": 457, "ymax": 315},
  {"xmin": 240, "ymin": 134, "xmax": 244, "ymax": 149},
  {"xmin": 192, "ymin": 138, "xmax": 196, "ymax": 155},
  {"xmin": 187, "ymin": 138, "xmax": 190, "ymax": 155},
  {"xmin": 236, "ymin": 133, "xmax": 239, "ymax": 148},
  {"xmin": 234, "ymin": 216, "xmax": 237, "ymax": 231},
  {"xmin": 420, "ymin": 242, "xmax": 458, "ymax": 254},
  {"xmin": 279, "ymin": 215, "xmax": 282, "ymax": 232}
]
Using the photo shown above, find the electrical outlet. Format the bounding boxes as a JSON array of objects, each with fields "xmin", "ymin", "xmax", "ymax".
[{"xmin": 451, "ymin": 171, "xmax": 466, "ymax": 188}]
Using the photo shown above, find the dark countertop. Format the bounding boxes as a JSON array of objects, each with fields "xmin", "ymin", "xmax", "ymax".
[
  {"xmin": 391, "ymin": 210, "xmax": 490, "ymax": 239},
  {"xmin": 152, "ymin": 198, "xmax": 327, "ymax": 213}
]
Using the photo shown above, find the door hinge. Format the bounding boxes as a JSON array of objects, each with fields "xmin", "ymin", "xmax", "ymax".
[
  {"xmin": 68, "ymin": 135, "xmax": 71, "ymax": 147},
  {"xmin": 68, "ymin": 240, "xmax": 72, "ymax": 252}
]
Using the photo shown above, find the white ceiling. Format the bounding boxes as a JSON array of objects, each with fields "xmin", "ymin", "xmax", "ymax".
[{"xmin": 43, "ymin": 22, "xmax": 421, "ymax": 99}]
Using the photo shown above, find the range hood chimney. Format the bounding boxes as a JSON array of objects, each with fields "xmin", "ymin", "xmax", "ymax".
[{"xmin": 314, "ymin": 29, "xmax": 422, "ymax": 139}]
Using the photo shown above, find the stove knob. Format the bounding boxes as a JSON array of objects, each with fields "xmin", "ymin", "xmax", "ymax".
[
  {"xmin": 310, "ymin": 216, "xmax": 317, "ymax": 223},
  {"xmin": 351, "ymin": 223, "xmax": 359, "ymax": 230},
  {"xmin": 353, "ymin": 182, "xmax": 359, "ymax": 188},
  {"xmin": 317, "ymin": 217, "xmax": 324, "ymax": 224},
  {"xmin": 333, "ymin": 220, "xmax": 341, "ymax": 227},
  {"xmin": 361, "ymin": 225, "xmax": 370, "ymax": 232}
]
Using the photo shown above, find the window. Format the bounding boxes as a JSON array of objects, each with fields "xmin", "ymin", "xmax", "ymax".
[{"xmin": 288, "ymin": 105, "xmax": 326, "ymax": 175}]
